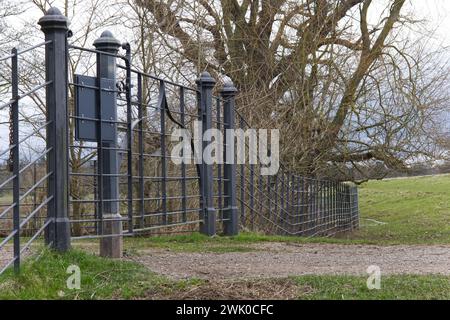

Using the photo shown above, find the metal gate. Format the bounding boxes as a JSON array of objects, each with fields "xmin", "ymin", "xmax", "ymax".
[{"xmin": 0, "ymin": 7, "xmax": 359, "ymax": 275}]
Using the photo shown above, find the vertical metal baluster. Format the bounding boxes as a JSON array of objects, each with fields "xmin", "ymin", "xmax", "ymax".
[
  {"xmin": 347, "ymin": 185, "xmax": 350, "ymax": 231},
  {"xmin": 258, "ymin": 173, "xmax": 263, "ymax": 231},
  {"xmin": 93, "ymin": 160, "xmax": 98, "ymax": 233},
  {"xmin": 341, "ymin": 183, "xmax": 344, "ymax": 232},
  {"xmin": 137, "ymin": 74, "xmax": 144, "ymax": 229},
  {"xmin": 327, "ymin": 180, "xmax": 330, "ymax": 234},
  {"xmin": 180, "ymin": 87, "xmax": 187, "ymax": 223},
  {"xmin": 249, "ymin": 159, "xmax": 254, "ymax": 231},
  {"xmin": 267, "ymin": 175, "xmax": 271, "ymax": 227},
  {"xmin": 296, "ymin": 176, "xmax": 300, "ymax": 235},
  {"xmin": 33, "ymin": 163, "xmax": 37, "ymax": 220},
  {"xmin": 96, "ymin": 51, "xmax": 104, "ymax": 235},
  {"xmin": 274, "ymin": 174, "xmax": 278, "ymax": 233},
  {"xmin": 331, "ymin": 181, "xmax": 335, "ymax": 234},
  {"xmin": 11, "ymin": 48, "xmax": 20, "ymax": 273},
  {"xmin": 317, "ymin": 180, "xmax": 320, "ymax": 235},
  {"xmin": 320, "ymin": 180, "xmax": 324, "ymax": 235},
  {"xmin": 317, "ymin": 180, "xmax": 324, "ymax": 235},
  {"xmin": 279, "ymin": 173, "xmax": 283, "ymax": 234},
  {"xmin": 312, "ymin": 179, "xmax": 316, "ymax": 235},
  {"xmin": 291, "ymin": 174, "xmax": 294, "ymax": 234},
  {"xmin": 343, "ymin": 184, "xmax": 346, "ymax": 231},
  {"xmin": 240, "ymin": 117, "xmax": 245, "ymax": 227},
  {"xmin": 292, "ymin": 175, "xmax": 295, "ymax": 234},
  {"xmin": 216, "ymin": 97, "xmax": 222, "ymax": 221},
  {"xmin": 125, "ymin": 48, "xmax": 133, "ymax": 234},
  {"xmin": 302, "ymin": 177, "xmax": 306, "ymax": 235},
  {"xmin": 285, "ymin": 173, "xmax": 289, "ymax": 234},
  {"xmin": 309, "ymin": 179, "xmax": 314, "ymax": 236},
  {"xmin": 333, "ymin": 181, "xmax": 336, "ymax": 234},
  {"xmin": 159, "ymin": 81, "xmax": 167, "ymax": 225},
  {"xmin": 338, "ymin": 183, "xmax": 342, "ymax": 232}
]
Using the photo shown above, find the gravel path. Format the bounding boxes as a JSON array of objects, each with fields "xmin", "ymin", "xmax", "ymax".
[{"xmin": 131, "ymin": 243, "xmax": 450, "ymax": 280}]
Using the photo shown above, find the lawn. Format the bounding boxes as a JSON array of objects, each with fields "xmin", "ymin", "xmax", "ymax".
[
  {"xmin": 293, "ymin": 275, "xmax": 450, "ymax": 300},
  {"xmin": 348, "ymin": 174, "xmax": 450, "ymax": 244}
]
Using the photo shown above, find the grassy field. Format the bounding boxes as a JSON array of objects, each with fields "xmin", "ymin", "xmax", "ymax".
[{"xmin": 350, "ymin": 174, "xmax": 450, "ymax": 244}]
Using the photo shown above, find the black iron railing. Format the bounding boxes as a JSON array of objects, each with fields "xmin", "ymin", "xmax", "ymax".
[{"xmin": 0, "ymin": 7, "xmax": 359, "ymax": 275}]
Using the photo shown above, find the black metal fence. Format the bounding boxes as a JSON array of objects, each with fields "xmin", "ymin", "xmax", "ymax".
[
  {"xmin": 0, "ymin": 7, "xmax": 359, "ymax": 275},
  {"xmin": 235, "ymin": 113, "xmax": 359, "ymax": 237}
]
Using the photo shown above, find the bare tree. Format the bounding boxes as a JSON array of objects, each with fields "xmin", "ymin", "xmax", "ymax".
[{"xmin": 135, "ymin": 0, "xmax": 450, "ymax": 179}]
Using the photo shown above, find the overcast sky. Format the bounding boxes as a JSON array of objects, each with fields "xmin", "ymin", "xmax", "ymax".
[
  {"xmin": 4, "ymin": 0, "xmax": 450, "ymax": 50},
  {"xmin": 406, "ymin": 0, "xmax": 450, "ymax": 47}
]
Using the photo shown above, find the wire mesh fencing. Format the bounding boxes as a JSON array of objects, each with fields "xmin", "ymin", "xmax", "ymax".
[{"xmin": 234, "ymin": 113, "xmax": 359, "ymax": 236}]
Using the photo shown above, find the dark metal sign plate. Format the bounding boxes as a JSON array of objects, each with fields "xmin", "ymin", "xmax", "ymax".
[{"xmin": 74, "ymin": 74, "xmax": 116, "ymax": 142}]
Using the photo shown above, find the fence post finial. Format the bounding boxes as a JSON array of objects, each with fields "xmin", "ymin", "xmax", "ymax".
[
  {"xmin": 221, "ymin": 79, "xmax": 238, "ymax": 236},
  {"xmin": 93, "ymin": 30, "xmax": 123, "ymax": 258},
  {"xmin": 196, "ymin": 71, "xmax": 217, "ymax": 236},
  {"xmin": 38, "ymin": 7, "xmax": 71, "ymax": 252}
]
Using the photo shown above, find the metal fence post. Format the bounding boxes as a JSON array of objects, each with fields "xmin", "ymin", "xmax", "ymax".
[
  {"xmin": 39, "ymin": 7, "xmax": 71, "ymax": 252},
  {"xmin": 93, "ymin": 31, "xmax": 123, "ymax": 258},
  {"xmin": 11, "ymin": 47, "xmax": 20, "ymax": 272},
  {"xmin": 196, "ymin": 72, "xmax": 216, "ymax": 236},
  {"xmin": 221, "ymin": 81, "xmax": 238, "ymax": 236}
]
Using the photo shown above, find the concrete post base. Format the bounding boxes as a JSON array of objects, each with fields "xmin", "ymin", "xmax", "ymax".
[{"xmin": 100, "ymin": 213, "xmax": 123, "ymax": 258}]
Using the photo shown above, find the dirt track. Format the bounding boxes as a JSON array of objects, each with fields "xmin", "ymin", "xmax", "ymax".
[{"xmin": 131, "ymin": 243, "xmax": 450, "ymax": 280}]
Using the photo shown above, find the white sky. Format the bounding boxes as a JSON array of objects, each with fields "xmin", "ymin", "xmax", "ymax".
[
  {"xmin": 405, "ymin": 0, "xmax": 450, "ymax": 47},
  {"xmin": 3, "ymin": 0, "xmax": 450, "ymax": 51}
]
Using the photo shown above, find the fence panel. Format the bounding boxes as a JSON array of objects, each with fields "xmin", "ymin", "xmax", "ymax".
[{"xmin": 0, "ymin": 7, "xmax": 360, "ymax": 275}]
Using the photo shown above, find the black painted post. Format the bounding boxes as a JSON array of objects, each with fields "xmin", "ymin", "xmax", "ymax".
[
  {"xmin": 221, "ymin": 81, "xmax": 238, "ymax": 236},
  {"xmin": 196, "ymin": 72, "xmax": 216, "ymax": 236},
  {"xmin": 93, "ymin": 31, "xmax": 123, "ymax": 257},
  {"xmin": 39, "ymin": 7, "xmax": 71, "ymax": 252},
  {"xmin": 11, "ymin": 47, "xmax": 20, "ymax": 273}
]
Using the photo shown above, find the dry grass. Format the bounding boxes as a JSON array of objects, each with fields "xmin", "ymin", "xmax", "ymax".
[{"xmin": 147, "ymin": 278, "xmax": 303, "ymax": 300}]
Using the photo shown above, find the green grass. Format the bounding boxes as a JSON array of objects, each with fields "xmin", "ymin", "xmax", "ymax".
[
  {"xmin": 0, "ymin": 249, "xmax": 200, "ymax": 300},
  {"xmin": 294, "ymin": 275, "xmax": 450, "ymax": 300},
  {"xmin": 348, "ymin": 174, "xmax": 450, "ymax": 244}
]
